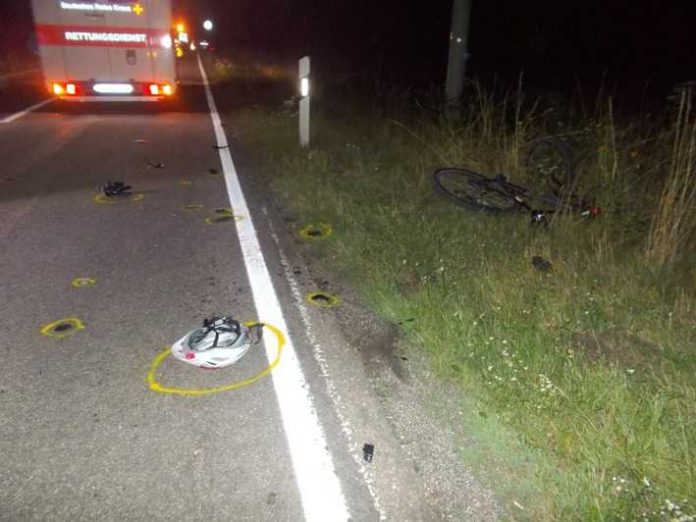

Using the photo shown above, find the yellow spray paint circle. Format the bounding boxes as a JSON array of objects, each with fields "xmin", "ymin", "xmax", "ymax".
[
  {"xmin": 305, "ymin": 291, "xmax": 341, "ymax": 308},
  {"xmin": 299, "ymin": 222, "xmax": 333, "ymax": 241},
  {"xmin": 182, "ymin": 204, "xmax": 204, "ymax": 211},
  {"xmin": 71, "ymin": 277, "xmax": 96, "ymax": 288},
  {"xmin": 40, "ymin": 317, "xmax": 85, "ymax": 339},
  {"xmin": 93, "ymin": 193, "xmax": 144, "ymax": 204},
  {"xmin": 177, "ymin": 180, "xmax": 192, "ymax": 186},
  {"xmin": 146, "ymin": 322, "xmax": 285, "ymax": 397}
]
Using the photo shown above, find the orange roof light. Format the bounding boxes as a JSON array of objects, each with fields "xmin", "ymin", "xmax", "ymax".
[
  {"xmin": 176, "ymin": 22, "xmax": 185, "ymax": 33},
  {"xmin": 162, "ymin": 84, "xmax": 172, "ymax": 96},
  {"xmin": 52, "ymin": 82, "xmax": 64, "ymax": 96}
]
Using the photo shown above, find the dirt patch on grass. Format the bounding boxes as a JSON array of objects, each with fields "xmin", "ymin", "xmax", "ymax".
[{"xmin": 335, "ymin": 300, "xmax": 407, "ymax": 381}]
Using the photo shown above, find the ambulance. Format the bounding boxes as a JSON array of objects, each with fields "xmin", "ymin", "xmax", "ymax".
[{"xmin": 31, "ymin": 0, "xmax": 177, "ymax": 101}]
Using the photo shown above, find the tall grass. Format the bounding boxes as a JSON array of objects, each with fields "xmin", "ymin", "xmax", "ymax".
[
  {"xmin": 202, "ymin": 53, "xmax": 294, "ymax": 85},
  {"xmin": 647, "ymin": 87, "xmax": 696, "ymax": 265},
  {"xmin": 234, "ymin": 76, "xmax": 696, "ymax": 520}
]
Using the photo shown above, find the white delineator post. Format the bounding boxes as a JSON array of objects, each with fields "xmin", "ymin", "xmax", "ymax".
[{"xmin": 299, "ymin": 56, "xmax": 310, "ymax": 147}]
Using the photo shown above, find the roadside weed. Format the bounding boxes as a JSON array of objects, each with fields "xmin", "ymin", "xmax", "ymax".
[{"xmin": 235, "ymin": 84, "xmax": 696, "ymax": 520}]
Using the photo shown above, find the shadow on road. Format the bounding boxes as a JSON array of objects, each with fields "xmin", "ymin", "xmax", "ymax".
[{"xmin": 0, "ymin": 53, "xmax": 294, "ymax": 207}]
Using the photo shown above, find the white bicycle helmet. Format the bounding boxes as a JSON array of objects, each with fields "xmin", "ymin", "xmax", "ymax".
[{"xmin": 172, "ymin": 317, "xmax": 262, "ymax": 369}]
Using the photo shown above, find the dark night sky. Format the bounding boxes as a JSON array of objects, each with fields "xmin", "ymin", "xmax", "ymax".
[
  {"xmin": 171, "ymin": 0, "xmax": 696, "ymax": 94},
  {"xmin": 4, "ymin": 0, "xmax": 696, "ymax": 96}
]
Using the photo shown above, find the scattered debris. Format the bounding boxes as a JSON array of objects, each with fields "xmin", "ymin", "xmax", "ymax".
[
  {"xmin": 530, "ymin": 210, "xmax": 549, "ymax": 227},
  {"xmin": 177, "ymin": 180, "xmax": 192, "ymax": 186},
  {"xmin": 171, "ymin": 316, "xmax": 263, "ymax": 369},
  {"xmin": 208, "ymin": 168, "xmax": 220, "ymax": 175},
  {"xmin": 182, "ymin": 204, "xmax": 204, "ymax": 211},
  {"xmin": 147, "ymin": 161, "xmax": 165, "ymax": 169},
  {"xmin": 97, "ymin": 181, "xmax": 131, "ymax": 197},
  {"xmin": 212, "ymin": 145, "xmax": 228, "ymax": 150},
  {"xmin": 133, "ymin": 138, "xmax": 147, "ymax": 144},
  {"xmin": 580, "ymin": 206, "xmax": 602, "ymax": 219},
  {"xmin": 532, "ymin": 255, "xmax": 552, "ymax": 272},
  {"xmin": 362, "ymin": 443, "xmax": 375, "ymax": 463}
]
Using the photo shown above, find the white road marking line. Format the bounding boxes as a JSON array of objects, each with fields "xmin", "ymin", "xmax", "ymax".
[
  {"xmin": 263, "ymin": 207, "xmax": 387, "ymax": 520},
  {"xmin": 197, "ymin": 54, "xmax": 350, "ymax": 522},
  {"xmin": 0, "ymin": 99, "xmax": 53, "ymax": 124}
]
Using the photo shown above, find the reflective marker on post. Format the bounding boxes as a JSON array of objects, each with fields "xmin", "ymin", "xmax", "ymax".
[{"xmin": 299, "ymin": 56, "xmax": 310, "ymax": 147}]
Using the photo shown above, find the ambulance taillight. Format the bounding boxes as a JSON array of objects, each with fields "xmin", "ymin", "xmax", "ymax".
[
  {"xmin": 149, "ymin": 83, "xmax": 174, "ymax": 96},
  {"xmin": 52, "ymin": 82, "xmax": 77, "ymax": 96}
]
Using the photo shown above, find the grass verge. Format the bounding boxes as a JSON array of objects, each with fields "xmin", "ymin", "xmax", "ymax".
[{"xmin": 231, "ymin": 76, "xmax": 696, "ymax": 520}]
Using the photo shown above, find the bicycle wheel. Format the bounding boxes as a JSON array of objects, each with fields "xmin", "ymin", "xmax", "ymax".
[
  {"xmin": 433, "ymin": 168, "xmax": 517, "ymax": 212},
  {"xmin": 525, "ymin": 136, "xmax": 576, "ymax": 194}
]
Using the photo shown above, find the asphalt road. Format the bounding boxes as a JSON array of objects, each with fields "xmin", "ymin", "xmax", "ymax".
[{"xmin": 0, "ymin": 55, "xmax": 374, "ymax": 521}]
